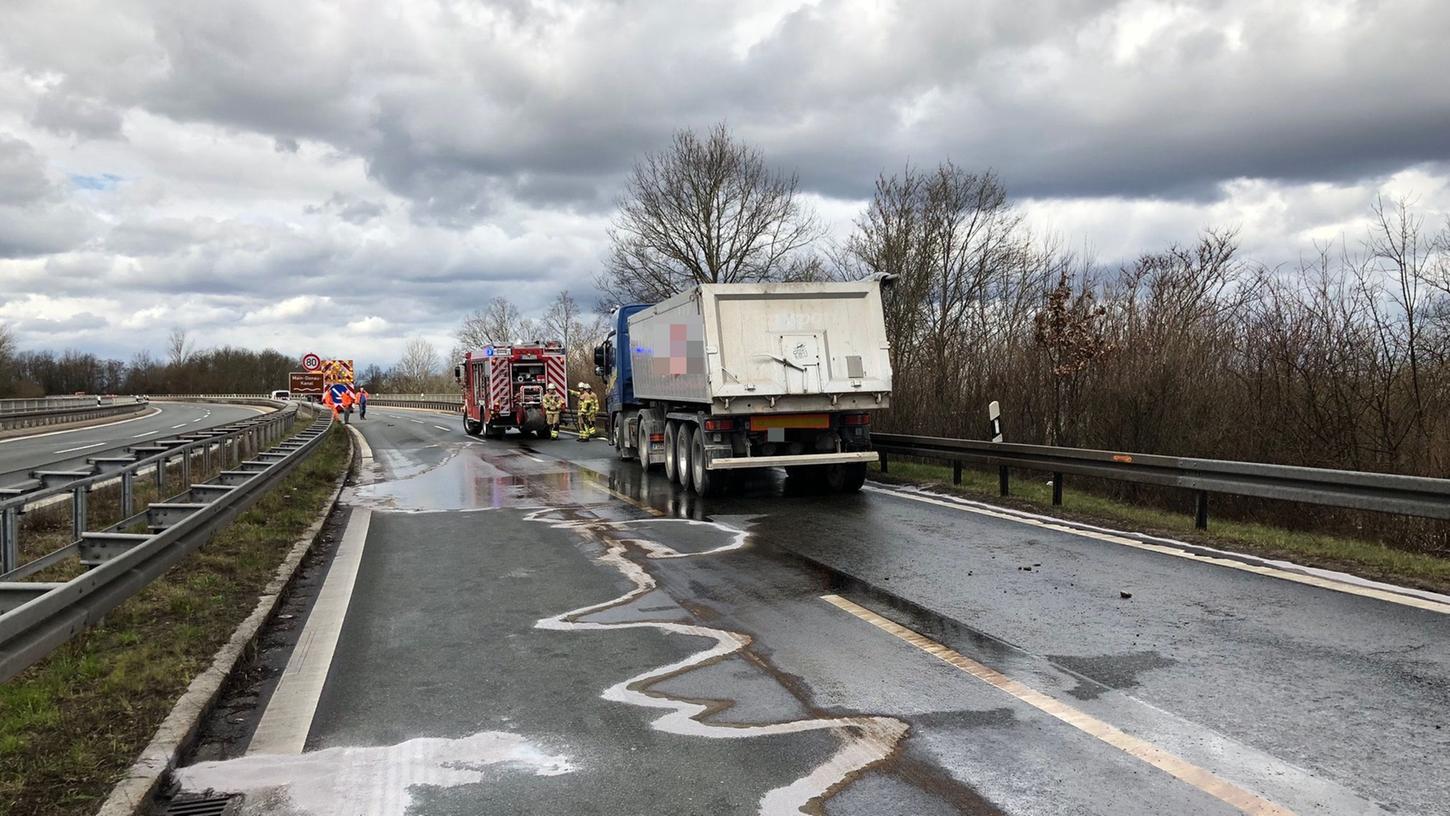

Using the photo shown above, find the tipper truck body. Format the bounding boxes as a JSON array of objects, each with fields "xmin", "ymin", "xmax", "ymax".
[
  {"xmin": 455, "ymin": 342, "xmax": 567, "ymax": 438},
  {"xmin": 597, "ymin": 280, "xmax": 892, "ymax": 495}
]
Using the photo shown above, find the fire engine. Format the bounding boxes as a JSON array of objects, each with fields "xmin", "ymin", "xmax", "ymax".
[{"xmin": 454, "ymin": 342, "xmax": 568, "ymax": 438}]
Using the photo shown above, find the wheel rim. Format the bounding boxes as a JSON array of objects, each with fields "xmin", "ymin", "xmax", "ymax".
[
  {"xmin": 664, "ymin": 424, "xmax": 676, "ymax": 479},
  {"xmin": 639, "ymin": 423, "xmax": 650, "ymax": 467},
  {"xmin": 676, "ymin": 426, "xmax": 691, "ymax": 485}
]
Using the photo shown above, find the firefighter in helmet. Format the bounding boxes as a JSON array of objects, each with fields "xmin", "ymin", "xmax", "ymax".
[
  {"xmin": 571, "ymin": 382, "xmax": 599, "ymax": 441},
  {"xmin": 541, "ymin": 383, "xmax": 565, "ymax": 439}
]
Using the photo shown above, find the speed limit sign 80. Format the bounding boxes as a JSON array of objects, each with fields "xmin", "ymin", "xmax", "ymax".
[{"xmin": 302, "ymin": 353, "xmax": 322, "ymax": 372}]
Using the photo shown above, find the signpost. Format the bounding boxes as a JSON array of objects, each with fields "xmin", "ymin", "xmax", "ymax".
[{"xmin": 289, "ymin": 371, "xmax": 325, "ymax": 397}]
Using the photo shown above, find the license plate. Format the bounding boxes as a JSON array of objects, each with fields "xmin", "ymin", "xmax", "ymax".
[{"xmin": 749, "ymin": 414, "xmax": 829, "ymax": 430}]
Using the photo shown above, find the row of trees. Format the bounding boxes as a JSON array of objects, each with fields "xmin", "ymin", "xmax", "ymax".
[{"xmin": 594, "ymin": 124, "xmax": 1450, "ymax": 547}]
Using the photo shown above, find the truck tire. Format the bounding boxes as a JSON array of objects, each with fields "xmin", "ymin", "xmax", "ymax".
[
  {"xmin": 825, "ymin": 462, "xmax": 868, "ymax": 493},
  {"xmin": 690, "ymin": 427, "xmax": 723, "ymax": 496},
  {"xmin": 463, "ymin": 416, "xmax": 482, "ymax": 436},
  {"xmin": 674, "ymin": 422, "xmax": 693, "ymax": 487},
  {"xmin": 663, "ymin": 422, "xmax": 679, "ymax": 482},
  {"xmin": 614, "ymin": 414, "xmax": 634, "ymax": 460},
  {"xmin": 638, "ymin": 422, "xmax": 656, "ymax": 469}
]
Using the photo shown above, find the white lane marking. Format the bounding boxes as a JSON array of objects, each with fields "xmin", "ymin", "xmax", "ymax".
[
  {"xmin": 177, "ymin": 731, "xmax": 572, "ymax": 816},
  {"xmin": 520, "ymin": 453, "xmax": 545, "ymax": 463},
  {"xmin": 190, "ymin": 417, "xmax": 205, "ymax": 423},
  {"xmin": 249, "ymin": 508, "xmax": 372, "ymax": 755},
  {"xmin": 0, "ymin": 406, "xmax": 162, "ymax": 444},
  {"xmin": 170, "ymin": 423, "xmax": 186, "ymax": 429},
  {"xmin": 53, "ymin": 441, "xmax": 105, "ymax": 454},
  {"xmin": 862, "ymin": 484, "xmax": 1450, "ymax": 616},
  {"xmin": 531, "ymin": 511, "xmax": 907, "ymax": 814},
  {"xmin": 432, "ymin": 424, "xmax": 450, "ymax": 431},
  {"xmin": 132, "ymin": 431, "xmax": 157, "ymax": 438},
  {"xmin": 409, "ymin": 419, "xmax": 424, "ymax": 424}
]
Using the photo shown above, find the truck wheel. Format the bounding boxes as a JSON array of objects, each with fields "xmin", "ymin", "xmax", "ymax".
[
  {"xmin": 825, "ymin": 462, "xmax": 868, "ymax": 493},
  {"xmin": 638, "ymin": 422, "xmax": 656, "ymax": 469},
  {"xmin": 463, "ymin": 416, "xmax": 482, "ymax": 436},
  {"xmin": 663, "ymin": 422, "xmax": 679, "ymax": 482},
  {"xmin": 674, "ymin": 422, "xmax": 693, "ymax": 487},
  {"xmin": 614, "ymin": 415, "xmax": 634, "ymax": 460},
  {"xmin": 690, "ymin": 427, "xmax": 723, "ymax": 496}
]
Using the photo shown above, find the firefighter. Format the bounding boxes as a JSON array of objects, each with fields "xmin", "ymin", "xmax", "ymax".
[
  {"xmin": 571, "ymin": 382, "xmax": 599, "ymax": 441},
  {"xmin": 541, "ymin": 383, "xmax": 565, "ymax": 439}
]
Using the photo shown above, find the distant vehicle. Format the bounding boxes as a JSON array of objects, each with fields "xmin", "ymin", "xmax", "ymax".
[
  {"xmin": 454, "ymin": 342, "xmax": 567, "ymax": 438},
  {"xmin": 133, "ymin": 395, "xmax": 149, "ymax": 403},
  {"xmin": 270, "ymin": 390, "xmax": 292, "ymax": 400},
  {"xmin": 596, "ymin": 280, "xmax": 893, "ymax": 495}
]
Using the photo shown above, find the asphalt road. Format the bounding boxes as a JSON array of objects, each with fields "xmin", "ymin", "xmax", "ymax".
[
  {"xmin": 0, "ymin": 401, "xmax": 267, "ymax": 487},
  {"xmin": 170, "ymin": 408, "xmax": 1450, "ymax": 815}
]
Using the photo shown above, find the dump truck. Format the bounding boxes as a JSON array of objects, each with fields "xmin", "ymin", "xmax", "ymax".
[
  {"xmin": 455, "ymin": 342, "xmax": 567, "ymax": 438},
  {"xmin": 595, "ymin": 280, "xmax": 892, "ymax": 495}
]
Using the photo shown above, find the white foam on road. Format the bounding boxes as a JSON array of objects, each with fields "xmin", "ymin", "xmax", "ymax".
[
  {"xmin": 529, "ymin": 511, "xmax": 908, "ymax": 816},
  {"xmin": 175, "ymin": 730, "xmax": 574, "ymax": 816}
]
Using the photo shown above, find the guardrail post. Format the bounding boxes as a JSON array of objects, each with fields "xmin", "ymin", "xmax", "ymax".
[
  {"xmin": 181, "ymin": 448, "xmax": 191, "ymax": 487},
  {"xmin": 1052, "ymin": 473, "xmax": 1064, "ymax": 506},
  {"xmin": 1195, "ymin": 491, "xmax": 1209, "ymax": 530},
  {"xmin": 999, "ymin": 465, "xmax": 1010, "ymax": 497},
  {"xmin": 155, "ymin": 455, "xmax": 166, "ymax": 490},
  {"xmin": 879, "ymin": 451, "xmax": 888, "ymax": 474},
  {"xmin": 121, "ymin": 471, "xmax": 134, "ymax": 518},
  {"xmin": 1, "ymin": 507, "xmax": 18, "ymax": 574},
  {"xmin": 71, "ymin": 485, "xmax": 88, "ymax": 541},
  {"xmin": 952, "ymin": 461, "xmax": 962, "ymax": 485}
]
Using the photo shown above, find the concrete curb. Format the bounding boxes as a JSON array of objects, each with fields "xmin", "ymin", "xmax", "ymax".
[{"xmin": 93, "ymin": 425, "xmax": 356, "ymax": 816}]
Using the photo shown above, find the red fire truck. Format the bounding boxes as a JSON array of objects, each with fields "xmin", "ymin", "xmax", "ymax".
[{"xmin": 454, "ymin": 342, "xmax": 568, "ymax": 438}]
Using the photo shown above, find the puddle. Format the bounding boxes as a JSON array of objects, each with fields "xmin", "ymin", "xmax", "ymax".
[{"xmin": 350, "ymin": 446, "xmax": 618, "ymax": 513}]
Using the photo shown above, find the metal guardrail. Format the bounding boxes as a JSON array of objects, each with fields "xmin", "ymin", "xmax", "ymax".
[
  {"xmin": 871, "ymin": 433, "xmax": 1450, "ymax": 529},
  {"xmin": 0, "ymin": 396, "xmax": 120, "ymax": 415},
  {"xmin": 0, "ymin": 402, "xmax": 332, "ymax": 681},
  {"xmin": 0, "ymin": 401, "xmax": 145, "ymax": 431}
]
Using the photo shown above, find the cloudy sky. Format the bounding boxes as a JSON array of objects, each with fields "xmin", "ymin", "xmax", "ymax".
[{"xmin": 1, "ymin": 0, "xmax": 1447, "ymax": 369}]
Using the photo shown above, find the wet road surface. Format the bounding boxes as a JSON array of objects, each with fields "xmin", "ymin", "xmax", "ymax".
[
  {"xmin": 171, "ymin": 408, "xmax": 1450, "ymax": 815},
  {"xmin": 0, "ymin": 401, "xmax": 266, "ymax": 486}
]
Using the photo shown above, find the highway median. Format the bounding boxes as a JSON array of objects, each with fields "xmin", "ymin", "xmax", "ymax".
[{"xmin": 0, "ymin": 422, "xmax": 352, "ymax": 816}]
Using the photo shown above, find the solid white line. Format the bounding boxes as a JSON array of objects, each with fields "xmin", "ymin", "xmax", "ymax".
[
  {"xmin": 0, "ymin": 406, "xmax": 162, "ymax": 445},
  {"xmin": 53, "ymin": 441, "xmax": 105, "ymax": 454},
  {"xmin": 249, "ymin": 507, "xmax": 372, "ymax": 755},
  {"xmin": 432, "ymin": 425, "xmax": 450, "ymax": 431},
  {"xmin": 862, "ymin": 484, "xmax": 1450, "ymax": 616}
]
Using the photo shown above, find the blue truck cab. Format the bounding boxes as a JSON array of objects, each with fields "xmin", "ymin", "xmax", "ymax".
[{"xmin": 595, "ymin": 303, "xmax": 649, "ymax": 418}]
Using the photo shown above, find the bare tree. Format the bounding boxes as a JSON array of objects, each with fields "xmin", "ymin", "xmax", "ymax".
[
  {"xmin": 601, "ymin": 122, "xmax": 822, "ymax": 303},
  {"xmin": 457, "ymin": 296, "xmax": 539, "ymax": 348},
  {"xmin": 394, "ymin": 337, "xmax": 441, "ymax": 392},
  {"xmin": 0, "ymin": 321, "xmax": 15, "ymax": 397},
  {"xmin": 543, "ymin": 290, "xmax": 581, "ymax": 348},
  {"xmin": 166, "ymin": 328, "xmax": 194, "ymax": 367}
]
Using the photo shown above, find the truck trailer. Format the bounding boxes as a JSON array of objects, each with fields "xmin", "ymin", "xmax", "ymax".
[
  {"xmin": 455, "ymin": 342, "xmax": 567, "ymax": 438},
  {"xmin": 596, "ymin": 280, "xmax": 892, "ymax": 495}
]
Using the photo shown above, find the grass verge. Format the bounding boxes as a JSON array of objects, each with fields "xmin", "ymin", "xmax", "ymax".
[
  {"xmin": 871, "ymin": 459, "xmax": 1450, "ymax": 594},
  {"xmin": 0, "ymin": 423, "xmax": 350, "ymax": 816}
]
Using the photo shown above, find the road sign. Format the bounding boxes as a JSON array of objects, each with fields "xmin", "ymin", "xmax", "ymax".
[
  {"xmin": 289, "ymin": 371, "xmax": 325, "ymax": 395},
  {"xmin": 320, "ymin": 359, "xmax": 354, "ymax": 384},
  {"xmin": 302, "ymin": 353, "xmax": 322, "ymax": 372},
  {"xmin": 327, "ymin": 383, "xmax": 351, "ymax": 405}
]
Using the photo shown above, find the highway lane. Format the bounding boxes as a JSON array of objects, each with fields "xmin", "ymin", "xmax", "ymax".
[
  {"xmin": 0, "ymin": 401, "xmax": 269, "ymax": 487},
  {"xmin": 171, "ymin": 408, "xmax": 1449, "ymax": 815}
]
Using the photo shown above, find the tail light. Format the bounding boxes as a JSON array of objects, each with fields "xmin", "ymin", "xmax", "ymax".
[
  {"xmin": 841, "ymin": 413, "xmax": 871, "ymax": 426},
  {"xmin": 703, "ymin": 418, "xmax": 738, "ymax": 432},
  {"xmin": 649, "ymin": 433, "xmax": 665, "ymax": 443}
]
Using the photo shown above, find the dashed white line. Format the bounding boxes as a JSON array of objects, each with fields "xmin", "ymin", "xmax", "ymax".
[
  {"xmin": 432, "ymin": 425, "xmax": 450, "ymax": 431},
  {"xmin": 0, "ymin": 406, "xmax": 162, "ymax": 444},
  {"xmin": 53, "ymin": 441, "xmax": 105, "ymax": 455},
  {"xmin": 409, "ymin": 419, "xmax": 425, "ymax": 424},
  {"xmin": 132, "ymin": 431, "xmax": 157, "ymax": 438},
  {"xmin": 171, "ymin": 423, "xmax": 187, "ymax": 429},
  {"xmin": 190, "ymin": 417, "xmax": 205, "ymax": 423}
]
